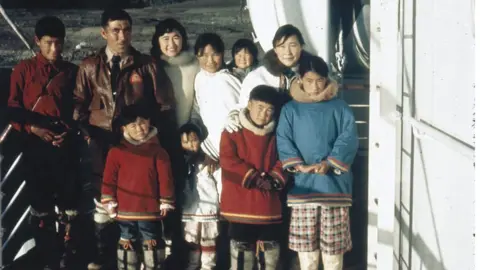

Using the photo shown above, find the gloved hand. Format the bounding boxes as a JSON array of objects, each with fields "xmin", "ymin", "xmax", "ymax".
[
  {"xmin": 255, "ymin": 173, "xmax": 273, "ymax": 190},
  {"xmin": 262, "ymin": 173, "xmax": 282, "ymax": 190},
  {"xmin": 225, "ymin": 110, "xmax": 242, "ymax": 133}
]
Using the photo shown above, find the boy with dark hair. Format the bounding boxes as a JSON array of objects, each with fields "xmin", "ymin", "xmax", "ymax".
[
  {"xmin": 219, "ymin": 85, "xmax": 287, "ymax": 270},
  {"xmin": 179, "ymin": 123, "xmax": 221, "ymax": 270},
  {"xmin": 101, "ymin": 102, "xmax": 175, "ymax": 269},
  {"xmin": 73, "ymin": 8, "xmax": 176, "ymax": 270},
  {"xmin": 276, "ymin": 55, "xmax": 358, "ymax": 270},
  {"xmin": 7, "ymin": 15, "xmax": 79, "ymax": 269}
]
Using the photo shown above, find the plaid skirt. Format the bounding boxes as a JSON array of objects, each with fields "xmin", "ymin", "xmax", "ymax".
[{"xmin": 289, "ymin": 205, "xmax": 352, "ymax": 255}]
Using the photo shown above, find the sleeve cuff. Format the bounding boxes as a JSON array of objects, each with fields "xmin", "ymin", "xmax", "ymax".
[
  {"xmin": 281, "ymin": 157, "xmax": 304, "ymax": 170},
  {"xmin": 327, "ymin": 157, "xmax": 350, "ymax": 172},
  {"xmin": 159, "ymin": 197, "xmax": 175, "ymax": 206},
  {"xmin": 241, "ymin": 168, "xmax": 259, "ymax": 189},
  {"xmin": 100, "ymin": 195, "xmax": 116, "ymax": 204}
]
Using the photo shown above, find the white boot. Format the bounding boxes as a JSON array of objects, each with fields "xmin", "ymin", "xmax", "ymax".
[
  {"xmin": 321, "ymin": 253, "xmax": 343, "ymax": 270},
  {"xmin": 200, "ymin": 250, "xmax": 216, "ymax": 270},
  {"xmin": 298, "ymin": 250, "xmax": 320, "ymax": 270},
  {"xmin": 261, "ymin": 241, "xmax": 280, "ymax": 270}
]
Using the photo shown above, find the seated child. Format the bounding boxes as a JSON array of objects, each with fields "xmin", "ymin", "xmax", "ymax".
[
  {"xmin": 219, "ymin": 85, "xmax": 287, "ymax": 270},
  {"xmin": 227, "ymin": 38, "xmax": 259, "ymax": 82},
  {"xmin": 100, "ymin": 103, "xmax": 175, "ymax": 270},
  {"xmin": 276, "ymin": 55, "xmax": 359, "ymax": 270},
  {"xmin": 180, "ymin": 123, "xmax": 221, "ymax": 270}
]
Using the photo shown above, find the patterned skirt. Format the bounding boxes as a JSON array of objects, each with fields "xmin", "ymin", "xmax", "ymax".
[{"xmin": 289, "ymin": 205, "xmax": 352, "ymax": 255}]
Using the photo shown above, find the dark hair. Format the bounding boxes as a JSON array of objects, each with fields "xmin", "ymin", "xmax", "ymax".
[
  {"xmin": 101, "ymin": 8, "xmax": 132, "ymax": 28},
  {"xmin": 35, "ymin": 16, "xmax": 65, "ymax": 40},
  {"xmin": 179, "ymin": 123, "xmax": 204, "ymax": 141},
  {"xmin": 117, "ymin": 102, "xmax": 153, "ymax": 127},
  {"xmin": 150, "ymin": 18, "xmax": 188, "ymax": 60},
  {"xmin": 272, "ymin": 24, "xmax": 305, "ymax": 47},
  {"xmin": 249, "ymin": 85, "xmax": 280, "ymax": 110},
  {"xmin": 228, "ymin": 38, "xmax": 259, "ymax": 68},
  {"xmin": 299, "ymin": 55, "xmax": 329, "ymax": 78},
  {"xmin": 194, "ymin": 33, "xmax": 225, "ymax": 57}
]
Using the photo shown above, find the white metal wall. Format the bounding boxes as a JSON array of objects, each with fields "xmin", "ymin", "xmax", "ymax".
[{"xmin": 368, "ymin": 0, "xmax": 475, "ymax": 269}]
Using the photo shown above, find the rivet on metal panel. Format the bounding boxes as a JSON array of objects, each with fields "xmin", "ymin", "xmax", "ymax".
[
  {"xmin": 374, "ymin": 198, "xmax": 379, "ymax": 205},
  {"xmin": 375, "ymin": 85, "xmax": 381, "ymax": 91},
  {"xmin": 374, "ymin": 252, "xmax": 377, "ymax": 260},
  {"xmin": 374, "ymin": 142, "xmax": 380, "ymax": 148}
]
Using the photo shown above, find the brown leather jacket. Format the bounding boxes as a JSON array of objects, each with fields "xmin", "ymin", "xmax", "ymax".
[{"xmin": 73, "ymin": 46, "xmax": 175, "ymax": 139}]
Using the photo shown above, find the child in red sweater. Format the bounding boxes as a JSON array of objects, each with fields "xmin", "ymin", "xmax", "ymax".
[
  {"xmin": 100, "ymin": 103, "xmax": 175, "ymax": 269},
  {"xmin": 219, "ymin": 85, "xmax": 287, "ymax": 270}
]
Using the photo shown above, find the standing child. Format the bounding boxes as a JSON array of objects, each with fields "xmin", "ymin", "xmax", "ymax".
[
  {"xmin": 180, "ymin": 123, "xmax": 221, "ymax": 270},
  {"xmin": 219, "ymin": 85, "xmax": 287, "ymax": 270},
  {"xmin": 227, "ymin": 38, "xmax": 259, "ymax": 82},
  {"xmin": 100, "ymin": 103, "xmax": 175, "ymax": 270},
  {"xmin": 276, "ymin": 55, "xmax": 359, "ymax": 270}
]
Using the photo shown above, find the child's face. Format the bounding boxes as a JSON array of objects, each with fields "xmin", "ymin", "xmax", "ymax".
[
  {"xmin": 234, "ymin": 48, "xmax": 254, "ymax": 69},
  {"xmin": 197, "ymin": 45, "xmax": 223, "ymax": 73},
  {"xmin": 247, "ymin": 100, "xmax": 275, "ymax": 127},
  {"xmin": 123, "ymin": 117, "xmax": 151, "ymax": 141},
  {"xmin": 181, "ymin": 131, "xmax": 200, "ymax": 153},
  {"xmin": 301, "ymin": 71, "xmax": 328, "ymax": 96}
]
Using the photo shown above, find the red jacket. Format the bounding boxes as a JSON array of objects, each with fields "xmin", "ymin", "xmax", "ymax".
[
  {"xmin": 101, "ymin": 129, "xmax": 175, "ymax": 221},
  {"xmin": 219, "ymin": 110, "xmax": 287, "ymax": 225},
  {"xmin": 8, "ymin": 53, "xmax": 78, "ymax": 134}
]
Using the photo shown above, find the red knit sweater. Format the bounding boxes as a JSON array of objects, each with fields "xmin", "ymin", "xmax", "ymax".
[
  {"xmin": 219, "ymin": 111, "xmax": 287, "ymax": 225},
  {"xmin": 101, "ymin": 133, "xmax": 175, "ymax": 221}
]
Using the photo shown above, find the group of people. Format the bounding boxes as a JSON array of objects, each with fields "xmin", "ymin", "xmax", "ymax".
[{"xmin": 6, "ymin": 7, "xmax": 359, "ymax": 270}]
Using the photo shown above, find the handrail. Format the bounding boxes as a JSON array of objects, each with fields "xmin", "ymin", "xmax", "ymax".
[
  {"xmin": 1, "ymin": 181, "xmax": 26, "ymax": 219},
  {"xmin": 2, "ymin": 206, "xmax": 31, "ymax": 250},
  {"xmin": 404, "ymin": 115, "xmax": 475, "ymax": 161},
  {"xmin": 0, "ymin": 153, "xmax": 22, "ymax": 188}
]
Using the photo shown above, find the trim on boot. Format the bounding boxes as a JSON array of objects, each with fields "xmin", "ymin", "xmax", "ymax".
[{"xmin": 117, "ymin": 239, "xmax": 140, "ymax": 270}]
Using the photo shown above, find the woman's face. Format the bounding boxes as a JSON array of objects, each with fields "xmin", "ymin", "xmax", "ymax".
[
  {"xmin": 301, "ymin": 71, "xmax": 328, "ymax": 96},
  {"xmin": 197, "ymin": 45, "xmax": 223, "ymax": 73},
  {"xmin": 273, "ymin": 35, "xmax": 303, "ymax": 67},
  {"xmin": 158, "ymin": 31, "xmax": 183, "ymax": 57},
  {"xmin": 234, "ymin": 48, "xmax": 254, "ymax": 69}
]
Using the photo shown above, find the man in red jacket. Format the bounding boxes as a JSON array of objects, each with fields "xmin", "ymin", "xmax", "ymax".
[
  {"xmin": 219, "ymin": 85, "xmax": 287, "ymax": 270},
  {"xmin": 7, "ymin": 16, "xmax": 79, "ymax": 269}
]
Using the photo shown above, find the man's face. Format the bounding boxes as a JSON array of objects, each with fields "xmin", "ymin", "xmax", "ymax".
[
  {"xmin": 123, "ymin": 117, "xmax": 150, "ymax": 141},
  {"xmin": 181, "ymin": 131, "xmax": 200, "ymax": 153},
  {"xmin": 301, "ymin": 71, "xmax": 328, "ymax": 96},
  {"xmin": 197, "ymin": 45, "xmax": 223, "ymax": 73},
  {"xmin": 234, "ymin": 48, "xmax": 254, "ymax": 69},
  {"xmin": 101, "ymin": 20, "xmax": 132, "ymax": 55},
  {"xmin": 247, "ymin": 100, "xmax": 275, "ymax": 127},
  {"xmin": 273, "ymin": 35, "xmax": 302, "ymax": 68},
  {"xmin": 35, "ymin": 35, "xmax": 63, "ymax": 62},
  {"xmin": 159, "ymin": 31, "xmax": 183, "ymax": 57}
]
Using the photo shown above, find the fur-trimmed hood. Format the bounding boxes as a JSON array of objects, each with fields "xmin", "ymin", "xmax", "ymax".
[
  {"xmin": 263, "ymin": 49, "xmax": 313, "ymax": 76},
  {"xmin": 160, "ymin": 51, "xmax": 197, "ymax": 67},
  {"xmin": 290, "ymin": 78, "xmax": 339, "ymax": 103},
  {"xmin": 239, "ymin": 108, "xmax": 276, "ymax": 136}
]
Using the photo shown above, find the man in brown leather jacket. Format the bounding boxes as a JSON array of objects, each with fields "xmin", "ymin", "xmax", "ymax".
[{"xmin": 73, "ymin": 8, "xmax": 176, "ymax": 270}]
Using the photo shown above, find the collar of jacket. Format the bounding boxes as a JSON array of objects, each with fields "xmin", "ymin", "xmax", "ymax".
[
  {"xmin": 263, "ymin": 49, "xmax": 312, "ymax": 77},
  {"xmin": 290, "ymin": 78, "xmax": 339, "ymax": 103},
  {"xmin": 97, "ymin": 46, "xmax": 142, "ymax": 70},
  {"xmin": 160, "ymin": 51, "xmax": 196, "ymax": 67},
  {"xmin": 239, "ymin": 108, "xmax": 276, "ymax": 136},
  {"xmin": 35, "ymin": 52, "xmax": 66, "ymax": 71},
  {"xmin": 122, "ymin": 127, "xmax": 159, "ymax": 146}
]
